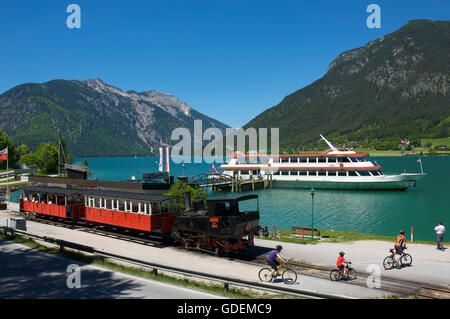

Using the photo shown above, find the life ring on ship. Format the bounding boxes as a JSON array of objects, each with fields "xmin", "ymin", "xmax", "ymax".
[{"xmin": 339, "ymin": 163, "xmax": 344, "ymax": 169}]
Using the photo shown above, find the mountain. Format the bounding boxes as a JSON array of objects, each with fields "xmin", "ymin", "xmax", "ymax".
[
  {"xmin": 0, "ymin": 78, "xmax": 229, "ymax": 156},
  {"xmin": 244, "ymin": 20, "xmax": 450, "ymax": 149}
]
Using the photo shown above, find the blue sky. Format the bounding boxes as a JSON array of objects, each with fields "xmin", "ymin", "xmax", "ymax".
[{"xmin": 1, "ymin": 0, "xmax": 449, "ymax": 128}]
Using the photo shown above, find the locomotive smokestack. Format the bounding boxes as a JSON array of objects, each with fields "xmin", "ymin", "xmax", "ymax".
[{"xmin": 184, "ymin": 191, "xmax": 192, "ymax": 211}]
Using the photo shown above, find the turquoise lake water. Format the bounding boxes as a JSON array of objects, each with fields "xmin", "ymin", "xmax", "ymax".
[{"xmin": 74, "ymin": 156, "xmax": 449, "ymax": 242}]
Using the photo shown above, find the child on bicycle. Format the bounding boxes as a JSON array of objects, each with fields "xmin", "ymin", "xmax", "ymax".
[
  {"xmin": 336, "ymin": 251, "xmax": 350, "ymax": 277},
  {"xmin": 267, "ymin": 245, "xmax": 286, "ymax": 277}
]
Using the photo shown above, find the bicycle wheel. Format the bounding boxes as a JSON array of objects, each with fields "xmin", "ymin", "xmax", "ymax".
[
  {"xmin": 282, "ymin": 268, "xmax": 297, "ymax": 284},
  {"xmin": 348, "ymin": 268, "xmax": 357, "ymax": 280},
  {"xmin": 258, "ymin": 268, "xmax": 273, "ymax": 282},
  {"xmin": 383, "ymin": 256, "xmax": 395, "ymax": 270},
  {"xmin": 329, "ymin": 269, "xmax": 339, "ymax": 281},
  {"xmin": 401, "ymin": 254, "xmax": 412, "ymax": 266}
]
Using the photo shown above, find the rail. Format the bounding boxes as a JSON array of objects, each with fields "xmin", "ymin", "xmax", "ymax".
[{"xmin": 0, "ymin": 226, "xmax": 349, "ymax": 299}]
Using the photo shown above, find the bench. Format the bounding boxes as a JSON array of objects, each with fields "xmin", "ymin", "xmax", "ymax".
[{"xmin": 292, "ymin": 226, "xmax": 320, "ymax": 239}]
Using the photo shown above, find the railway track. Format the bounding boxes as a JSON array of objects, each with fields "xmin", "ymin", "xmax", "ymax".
[{"xmin": 9, "ymin": 210, "xmax": 450, "ymax": 299}]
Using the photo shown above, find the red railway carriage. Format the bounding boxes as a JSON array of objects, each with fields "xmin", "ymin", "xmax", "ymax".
[
  {"xmin": 81, "ymin": 189, "xmax": 178, "ymax": 235},
  {"xmin": 20, "ymin": 186, "xmax": 85, "ymax": 219}
]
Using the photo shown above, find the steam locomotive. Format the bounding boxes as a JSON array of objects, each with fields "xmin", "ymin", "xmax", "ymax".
[{"xmin": 19, "ymin": 185, "xmax": 260, "ymax": 254}]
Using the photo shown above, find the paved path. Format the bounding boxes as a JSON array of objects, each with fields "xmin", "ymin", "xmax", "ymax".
[
  {"xmin": 0, "ymin": 208, "xmax": 398, "ymax": 298},
  {"xmin": 0, "ymin": 238, "xmax": 222, "ymax": 299}
]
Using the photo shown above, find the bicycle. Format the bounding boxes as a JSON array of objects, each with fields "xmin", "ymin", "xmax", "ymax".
[
  {"xmin": 329, "ymin": 261, "xmax": 357, "ymax": 281},
  {"xmin": 258, "ymin": 262, "xmax": 298, "ymax": 284},
  {"xmin": 383, "ymin": 246, "xmax": 412, "ymax": 270}
]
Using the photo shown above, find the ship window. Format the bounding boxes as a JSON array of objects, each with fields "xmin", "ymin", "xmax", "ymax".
[
  {"xmin": 299, "ymin": 157, "xmax": 307, "ymax": 163},
  {"xmin": 349, "ymin": 171, "xmax": 358, "ymax": 176},
  {"xmin": 273, "ymin": 171, "xmax": 280, "ymax": 175},
  {"xmin": 309, "ymin": 171, "xmax": 318, "ymax": 176},
  {"xmin": 338, "ymin": 157, "xmax": 351, "ymax": 163},
  {"xmin": 309, "ymin": 157, "xmax": 318, "ymax": 163},
  {"xmin": 329, "ymin": 171, "xmax": 338, "ymax": 176},
  {"xmin": 318, "ymin": 157, "xmax": 326, "ymax": 163},
  {"xmin": 349, "ymin": 158, "xmax": 359, "ymax": 163},
  {"xmin": 328, "ymin": 157, "xmax": 337, "ymax": 163},
  {"xmin": 338, "ymin": 171, "xmax": 347, "ymax": 177},
  {"xmin": 299, "ymin": 171, "xmax": 307, "ymax": 176},
  {"xmin": 281, "ymin": 171, "xmax": 289, "ymax": 176},
  {"xmin": 318, "ymin": 171, "xmax": 326, "ymax": 176},
  {"xmin": 281, "ymin": 157, "xmax": 289, "ymax": 163},
  {"xmin": 291, "ymin": 171, "xmax": 299, "ymax": 176},
  {"xmin": 358, "ymin": 171, "xmax": 371, "ymax": 176},
  {"xmin": 240, "ymin": 170, "xmax": 249, "ymax": 175}
]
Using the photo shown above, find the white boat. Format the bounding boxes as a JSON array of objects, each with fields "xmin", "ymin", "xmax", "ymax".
[{"xmin": 218, "ymin": 135, "xmax": 425, "ymax": 190}]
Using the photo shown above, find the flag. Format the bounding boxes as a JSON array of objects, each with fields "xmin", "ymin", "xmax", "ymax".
[
  {"xmin": 417, "ymin": 159, "xmax": 421, "ymax": 163},
  {"xmin": 0, "ymin": 148, "xmax": 7, "ymax": 160},
  {"xmin": 158, "ymin": 147, "xmax": 163, "ymax": 172},
  {"xmin": 165, "ymin": 147, "xmax": 170, "ymax": 173},
  {"xmin": 212, "ymin": 164, "xmax": 215, "ymax": 174}
]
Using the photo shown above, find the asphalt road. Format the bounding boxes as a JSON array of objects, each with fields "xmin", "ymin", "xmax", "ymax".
[{"xmin": 0, "ymin": 238, "xmax": 223, "ymax": 299}]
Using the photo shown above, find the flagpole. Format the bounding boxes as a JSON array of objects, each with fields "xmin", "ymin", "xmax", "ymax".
[
  {"xmin": 419, "ymin": 158, "xmax": 423, "ymax": 174},
  {"xmin": 6, "ymin": 147, "xmax": 9, "ymax": 194}
]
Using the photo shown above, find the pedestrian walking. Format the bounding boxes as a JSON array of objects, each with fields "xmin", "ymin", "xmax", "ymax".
[{"xmin": 434, "ymin": 221, "xmax": 446, "ymax": 251}]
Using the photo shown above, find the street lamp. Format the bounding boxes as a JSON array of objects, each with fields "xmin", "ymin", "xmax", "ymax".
[{"xmin": 310, "ymin": 187, "xmax": 315, "ymax": 239}]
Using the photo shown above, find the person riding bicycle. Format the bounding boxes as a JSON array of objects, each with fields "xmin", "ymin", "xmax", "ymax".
[
  {"xmin": 336, "ymin": 251, "xmax": 350, "ymax": 277},
  {"xmin": 267, "ymin": 245, "xmax": 286, "ymax": 277},
  {"xmin": 394, "ymin": 230, "xmax": 406, "ymax": 268}
]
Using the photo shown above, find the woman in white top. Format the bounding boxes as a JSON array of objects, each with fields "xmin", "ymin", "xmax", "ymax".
[{"xmin": 434, "ymin": 221, "xmax": 446, "ymax": 251}]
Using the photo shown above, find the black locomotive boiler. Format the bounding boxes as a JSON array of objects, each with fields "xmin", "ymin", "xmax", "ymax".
[{"xmin": 172, "ymin": 193, "xmax": 260, "ymax": 254}]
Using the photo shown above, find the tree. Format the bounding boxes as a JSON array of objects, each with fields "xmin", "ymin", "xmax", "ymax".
[
  {"xmin": 165, "ymin": 182, "xmax": 207, "ymax": 212},
  {"xmin": 35, "ymin": 142, "xmax": 59, "ymax": 174},
  {"xmin": 0, "ymin": 130, "xmax": 17, "ymax": 169},
  {"xmin": 16, "ymin": 144, "xmax": 30, "ymax": 157},
  {"xmin": 19, "ymin": 153, "xmax": 40, "ymax": 168}
]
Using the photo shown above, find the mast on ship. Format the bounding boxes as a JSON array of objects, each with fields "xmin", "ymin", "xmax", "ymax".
[{"xmin": 320, "ymin": 134, "xmax": 339, "ymax": 153}]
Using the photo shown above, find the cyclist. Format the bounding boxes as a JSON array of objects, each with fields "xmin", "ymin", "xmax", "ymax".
[
  {"xmin": 394, "ymin": 230, "xmax": 406, "ymax": 268},
  {"xmin": 336, "ymin": 251, "xmax": 350, "ymax": 277},
  {"xmin": 267, "ymin": 245, "xmax": 286, "ymax": 277}
]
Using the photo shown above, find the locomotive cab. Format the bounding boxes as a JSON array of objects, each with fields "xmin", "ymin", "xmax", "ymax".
[{"xmin": 172, "ymin": 194, "xmax": 260, "ymax": 253}]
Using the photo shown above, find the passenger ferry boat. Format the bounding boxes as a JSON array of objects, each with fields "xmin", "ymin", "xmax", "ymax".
[{"xmin": 218, "ymin": 135, "xmax": 425, "ymax": 190}]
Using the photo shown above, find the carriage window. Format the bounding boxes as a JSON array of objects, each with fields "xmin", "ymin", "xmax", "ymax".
[
  {"xmin": 105, "ymin": 199, "xmax": 112, "ymax": 209},
  {"xmin": 161, "ymin": 201, "xmax": 169, "ymax": 213},
  {"xmin": 131, "ymin": 202, "xmax": 139, "ymax": 213},
  {"xmin": 151, "ymin": 202, "xmax": 160, "ymax": 214}
]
